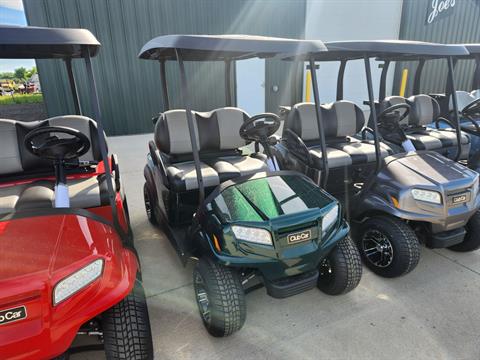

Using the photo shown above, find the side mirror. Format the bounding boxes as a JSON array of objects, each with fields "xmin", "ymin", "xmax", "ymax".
[{"xmin": 152, "ymin": 115, "xmax": 160, "ymax": 125}]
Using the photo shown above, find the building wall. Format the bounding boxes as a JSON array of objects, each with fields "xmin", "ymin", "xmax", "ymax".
[
  {"xmin": 23, "ymin": 0, "xmax": 306, "ymax": 135},
  {"xmin": 304, "ymin": 0, "xmax": 404, "ymax": 107},
  {"xmin": 395, "ymin": 0, "xmax": 480, "ymax": 96}
]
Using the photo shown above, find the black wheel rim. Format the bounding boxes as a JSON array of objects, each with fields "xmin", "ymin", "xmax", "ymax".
[
  {"xmin": 362, "ymin": 229, "xmax": 394, "ymax": 268},
  {"xmin": 144, "ymin": 187, "xmax": 152, "ymax": 219},
  {"xmin": 193, "ymin": 271, "xmax": 211, "ymax": 324},
  {"xmin": 318, "ymin": 257, "xmax": 334, "ymax": 283}
]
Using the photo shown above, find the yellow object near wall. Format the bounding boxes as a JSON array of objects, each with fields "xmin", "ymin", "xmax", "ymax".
[
  {"xmin": 399, "ymin": 68, "xmax": 408, "ymax": 97},
  {"xmin": 305, "ymin": 69, "xmax": 312, "ymax": 102}
]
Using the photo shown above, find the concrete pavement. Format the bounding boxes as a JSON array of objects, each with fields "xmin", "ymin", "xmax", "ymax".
[{"xmin": 73, "ymin": 134, "xmax": 480, "ymax": 360}]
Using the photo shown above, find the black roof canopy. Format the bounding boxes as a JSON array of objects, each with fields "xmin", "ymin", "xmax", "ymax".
[
  {"xmin": 0, "ymin": 25, "xmax": 100, "ymax": 59},
  {"xmin": 138, "ymin": 34, "xmax": 327, "ymax": 61},
  {"xmin": 300, "ymin": 40, "xmax": 469, "ymax": 61}
]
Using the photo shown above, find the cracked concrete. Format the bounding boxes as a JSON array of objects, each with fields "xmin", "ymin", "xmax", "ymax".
[{"xmin": 72, "ymin": 134, "xmax": 480, "ymax": 360}]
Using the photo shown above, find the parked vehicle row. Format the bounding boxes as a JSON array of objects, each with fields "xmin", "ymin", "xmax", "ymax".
[{"xmin": 1, "ymin": 25, "xmax": 480, "ymax": 359}]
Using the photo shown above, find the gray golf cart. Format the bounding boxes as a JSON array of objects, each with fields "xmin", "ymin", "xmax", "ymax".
[
  {"xmin": 139, "ymin": 35, "xmax": 363, "ymax": 337},
  {"xmin": 272, "ymin": 40, "xmax": 480, "ymax": 278}
]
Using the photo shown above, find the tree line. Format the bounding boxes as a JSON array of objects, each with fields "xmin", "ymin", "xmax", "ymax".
[{"xmin": 0, "ymin": 67, "xmax": 38, "ymax": 82}]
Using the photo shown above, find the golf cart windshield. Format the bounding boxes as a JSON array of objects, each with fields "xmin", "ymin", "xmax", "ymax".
[{"xmin": 212, "ymin": 175, "xmax": 331, "ymax": 222}]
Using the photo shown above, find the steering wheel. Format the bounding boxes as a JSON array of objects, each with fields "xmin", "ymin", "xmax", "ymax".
[
  {"xmin": 24, "ymin": 126, "xmax": 90, "ymax": 161},
  {"xmin": 377, "ymin": 103, "xmax": 411, "ymax": 126},
  {"xmin": 461, "ymin": 98, "xmax": 480, "ymax": 117},
  {"xmin": 239, "ymin": 113, "xmax": 281, "ymax": 142}
]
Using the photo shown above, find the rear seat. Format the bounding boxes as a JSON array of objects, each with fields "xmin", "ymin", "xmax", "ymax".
[
  {"xmin": 381, "ymin": 95, "xmax": 470, "ymax": 159},
  {"xmin": 154, "ymin": 107, "xmax": 268, "ymax": 192},
  {"xmin": 0, "ymin": 116, "xmax": 109, "ymax": 214}
]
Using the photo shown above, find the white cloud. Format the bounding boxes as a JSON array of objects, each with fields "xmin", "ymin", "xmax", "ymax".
[{"xmin": 0, "ymin": 0, "xmax": 24, "ymax": 12}]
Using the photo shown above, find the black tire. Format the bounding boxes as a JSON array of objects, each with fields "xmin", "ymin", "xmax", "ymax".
[
  {"xmin": 358, "ymin": 215, "xmax": 420, "ymax": 278},
  {"xmin": 317, "ymin": 236, "xmax": 362, "ymax": 295},
  {"xmin": 143, "ymin": 183, "xmax": 157, "ymax": 225},
  {"xmin": 193, "ymin": 257, "xmax": 246, "ymax": 337},
  {"xmin": 449, "ymin": 211, "xmax": 480, "ymax": 252},
  {"xmin": 102, "ymin": 279, "xmax": 153, "ymax": 360}
]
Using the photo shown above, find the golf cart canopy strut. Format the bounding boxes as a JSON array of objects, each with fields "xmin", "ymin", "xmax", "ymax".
[{"xmin": 138, "ymin": 34, "xmax": 327, "ymax": 204}]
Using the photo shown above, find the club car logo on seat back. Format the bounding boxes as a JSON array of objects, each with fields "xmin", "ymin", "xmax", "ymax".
[
  {"xmin": 287, "ymin": 229, "xmax": 312, "ymax": 244},
  {"xmin": 0, "ymin": 306, "xmax": 27, "ymax": 326}
]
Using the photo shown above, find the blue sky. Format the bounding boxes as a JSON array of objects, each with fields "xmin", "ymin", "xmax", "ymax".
[{"xmin": 0, "ymin": 0, "xmax": 36, "ymax": 73}]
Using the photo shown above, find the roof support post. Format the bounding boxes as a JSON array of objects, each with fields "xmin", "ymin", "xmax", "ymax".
[
  {"xmin": 65, "ymin": 58, "xmax": 82, "ymax": 115},
  {"xmin": 160, "ymin": 60, "xmax": 170, "ymax": 111},
  {"xmin": 336, "ymin": 60, "xmax": 347, "ymax": 101},
  {"xmin": 309, "ymin": 57, "xmax": 329, "ymax": 187},
  {"xmin": 364, "ymin": 56, "xmax": 382, "ymax": 174},
  {"xmin": 413, "ymin": 59, "xmax": 425, "ymax": 95},
  {"xmin": 379, "ymin": 60, "xmax": 390, "ymax": 102},
  {"xmin": 84, "ymin": 50, "xmax": 122, "ymax": 235},
  {"xmin": 447, "ymin": 56, "xmax": 462, "ymax": 162},
  {"xmin": 176, "ymin": 49, "xmax": 205, "ymax": 204},
  {"xmin": 225, "ymin": 59, "xmax": 232, "ymax": 107}
]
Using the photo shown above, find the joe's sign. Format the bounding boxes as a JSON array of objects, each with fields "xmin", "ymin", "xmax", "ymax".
[{"xmin": 425, "ymin": 0, "xmax": 456, "ymax": 25}]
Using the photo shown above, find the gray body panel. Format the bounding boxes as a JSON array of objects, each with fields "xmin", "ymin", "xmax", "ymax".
[{"xmin": 358, "ymin": 151, "xmax": 480, "ymax": 233}]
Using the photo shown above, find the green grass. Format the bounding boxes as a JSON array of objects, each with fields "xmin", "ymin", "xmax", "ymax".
[{"xmin": 0, "ymin": 93, "xmax": 43, "ymax": 105}]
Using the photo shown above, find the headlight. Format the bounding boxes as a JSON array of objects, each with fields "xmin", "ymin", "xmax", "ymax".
[
  {"xmin": 322, "ymin": 204, "xmax": 339, "ymax": 236},
  {"xmin": 53, "ymin": 259, "xmax": 104, "ymax": 305},
  {"xmin": 231, "ymin": 225, "xmax": 273, "ymax": 245},
  {"xmin": 411, "ymin": 189, "xmax": 442, "ymax": 204}
]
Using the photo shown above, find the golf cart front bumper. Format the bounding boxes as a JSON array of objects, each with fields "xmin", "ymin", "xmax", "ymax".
[
  {"xmin": 210, "ymin": 219, "xmax": 349, "ymax": 298},
  {"xmin": 361, "ymin": 152, "xmax": 480, "ymax": 236}
]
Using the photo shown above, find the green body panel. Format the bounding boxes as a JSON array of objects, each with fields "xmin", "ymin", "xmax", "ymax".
[{"xmin": 201, "ymin": 174, "xmax": 348, "ymax": 281}]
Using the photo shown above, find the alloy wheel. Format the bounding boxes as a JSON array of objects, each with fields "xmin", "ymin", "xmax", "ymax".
[{"xmin": 361, "ymin": 229, "xmax": 394, "ymax": 268}]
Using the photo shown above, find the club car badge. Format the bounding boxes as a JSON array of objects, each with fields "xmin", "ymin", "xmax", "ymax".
[
  {"xmin": 287, "ymin": 229, "xmax": 312, "ymax": 244},
  {"xmin": 0, "ymin": 306, "xmax": 27, "ymax": 326}
]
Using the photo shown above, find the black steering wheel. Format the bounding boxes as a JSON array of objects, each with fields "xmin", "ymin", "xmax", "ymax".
[
  {"xmin": 461, "ymin": 98, "xmax": 480, "ymax": 117},
  {"xmin": 24, "ymin": 126, "xmax": 90, "ymax": 161},
  {"xmin": 239, "ymin": 113, "xmax": 281, "ymax": 142},
  {"xmin": 377, "ymin": 103, "xmax": 411, "ymax": 126}
]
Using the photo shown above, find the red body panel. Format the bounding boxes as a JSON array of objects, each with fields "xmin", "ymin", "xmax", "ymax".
[{"xmin": 0, "ymin": 160, "xmax": 138, "ymax": 360}]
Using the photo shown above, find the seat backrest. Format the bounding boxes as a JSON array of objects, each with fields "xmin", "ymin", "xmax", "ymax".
[
  {"xmin": 154, "ymin": 107, "xmax": 250, "ymax": 155},
  {"xmin": 406, "ymin": 95, "xmax": 441, "ymax": 127},
  {"xmin": 284, "ymin": 101, "xmax": 365, "ymax": 143},
  {"xmin": 0, "ymin": 116, "xmax": 106, "ymax": 177}
]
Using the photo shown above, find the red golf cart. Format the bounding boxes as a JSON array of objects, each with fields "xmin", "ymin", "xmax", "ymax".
[{"xmin": 0, "ymin": 26, "xmax": 153, "ymax": 359}]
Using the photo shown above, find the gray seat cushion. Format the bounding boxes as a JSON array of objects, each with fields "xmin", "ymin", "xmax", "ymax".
[
  {"xmin": 0, "ymin": 176, "xmax": 110, "ymax": 215},
  {"xmin": 308, "ymin": 146, "xmax": 352, "ymax": 169},
  {"xmin": 208, "ymin": 155, "xmax": 269, "ymax": 182},
  {"xmin": 331, "ymin": 138, "xmax": 393, "ymax": 165},
  {"xmin": 166, "ymin": 161, "xmax": 220, "ymax": 192}
]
